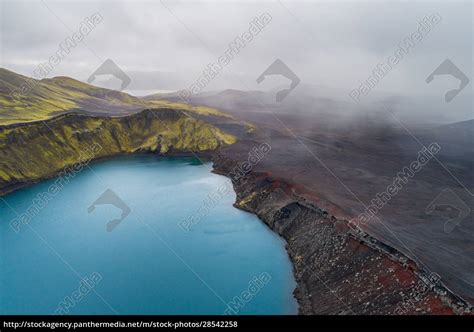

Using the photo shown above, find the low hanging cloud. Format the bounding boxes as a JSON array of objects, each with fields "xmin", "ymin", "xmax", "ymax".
[{"xmin": 1, "ymin": 0, "xmax": 471, "ymax": 121}]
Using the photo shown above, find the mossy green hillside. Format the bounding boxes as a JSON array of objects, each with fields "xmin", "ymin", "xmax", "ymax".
[
  {"xmin": 0, "ymin": 68, "xmax": 232, "ymax": 125},
  {"xmin": 0, "ymin": 109, "xmax": 236, "ymax": 193}
]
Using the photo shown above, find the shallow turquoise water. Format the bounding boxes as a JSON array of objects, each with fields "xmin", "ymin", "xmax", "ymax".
[{"xmin": 0, "ymin": 156, "xmax": 297, "ymax": 315}]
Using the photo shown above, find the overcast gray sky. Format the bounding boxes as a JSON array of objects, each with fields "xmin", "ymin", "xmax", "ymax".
[{"xmin": 0, "ymin": 0, "xmax": 472, "ymax": 118}]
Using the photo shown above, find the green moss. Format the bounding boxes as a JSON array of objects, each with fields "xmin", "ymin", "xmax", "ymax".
[
  {"xmin": 0, "ymin": 68, "xmax": 233, "ymax": 125},
  {"xmin": 0, "ymin": 109, "xmax": 237, "ymax": 193}
]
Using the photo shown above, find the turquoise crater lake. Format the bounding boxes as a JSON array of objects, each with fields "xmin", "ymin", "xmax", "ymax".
[{"xmin": 0, "ymin": 156, "xmax": 297, "ymax": 314}]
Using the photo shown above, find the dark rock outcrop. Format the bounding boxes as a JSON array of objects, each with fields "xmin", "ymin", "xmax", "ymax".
[{"xmin": 212, "ymin": 153, "xmax": 472, "ymax": 315}]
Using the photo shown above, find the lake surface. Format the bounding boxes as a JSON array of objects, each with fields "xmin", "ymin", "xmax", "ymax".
[{"xmin": 0, "ymin": 156, "xmax": 297, "ymax": 315}]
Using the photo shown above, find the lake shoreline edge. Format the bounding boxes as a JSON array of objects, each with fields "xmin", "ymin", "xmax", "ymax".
[
  {"xmin": 1, "ymin": 149, "xmax": 472, "ymax": 315},
  {"xmin": 211, "ymin": 151, "xmax": 473, "ymax": 315}
]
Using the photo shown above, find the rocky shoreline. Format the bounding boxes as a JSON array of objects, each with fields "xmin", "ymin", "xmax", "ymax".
[
  {"xmin": 212, "ymin": 152, "xmax": 473, "ymax": 315},
  {"xmin": 1, "ymin": 109, "xmax": 472, "ymax": 315},
  {"xmin": 1, "ymin": 146, "xmax": 472, "ymax": 315}
]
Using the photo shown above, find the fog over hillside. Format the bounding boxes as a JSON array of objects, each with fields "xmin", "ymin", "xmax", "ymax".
[
  {"xmin": 1, "ymin": 0, "xmax": 471, "ymax": 123},
  {"xmin": 1, "ymin": 0, "xmax": 474, "ymax": 319}
]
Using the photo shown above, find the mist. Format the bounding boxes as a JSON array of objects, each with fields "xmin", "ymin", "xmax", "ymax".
[{"xmin": 1, "ymin": 0, "xmax": 472, "ymax": 123}]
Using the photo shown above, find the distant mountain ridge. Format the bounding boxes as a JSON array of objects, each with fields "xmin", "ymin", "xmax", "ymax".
[{"xmin": 0, "ymin": 68, "xmax": 230, "ymax": 125}]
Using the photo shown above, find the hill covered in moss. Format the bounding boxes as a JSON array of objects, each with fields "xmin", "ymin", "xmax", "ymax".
[
  {"xmin": 0, "ymin": 108, "xmax": 237, "ymax": 195},
  {"xmin": 0, "ymin": 68, "xmax": 245, "ymax": 194},
  {"xmin": 0, "ymin": 68, "xmax": 232, "ymax": 125}
]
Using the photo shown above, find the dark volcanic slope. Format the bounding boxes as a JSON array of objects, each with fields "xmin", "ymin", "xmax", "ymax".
[
  {"xmin": 213, "ymin": 149, "xmax": 470, "ymax": 314},
  {"xmin": 174, "ymin": 89, "xmax": 474, "ymax": 303},
  {"xmin": 2, "ymin": 69, "xmax": 472, "ymax": 314}
]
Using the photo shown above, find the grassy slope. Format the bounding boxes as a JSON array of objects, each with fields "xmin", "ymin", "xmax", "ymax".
[
  {"xmin": 0, "ymin": 68, "xmax": 232, "ymax": 125},
  {"xmin": 0, "ymin": 68, "xmax": 241, "ymax": 194},
  {"xmin": 0, "ymin": 109, "xmax": 236, "ymax": 194}
]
